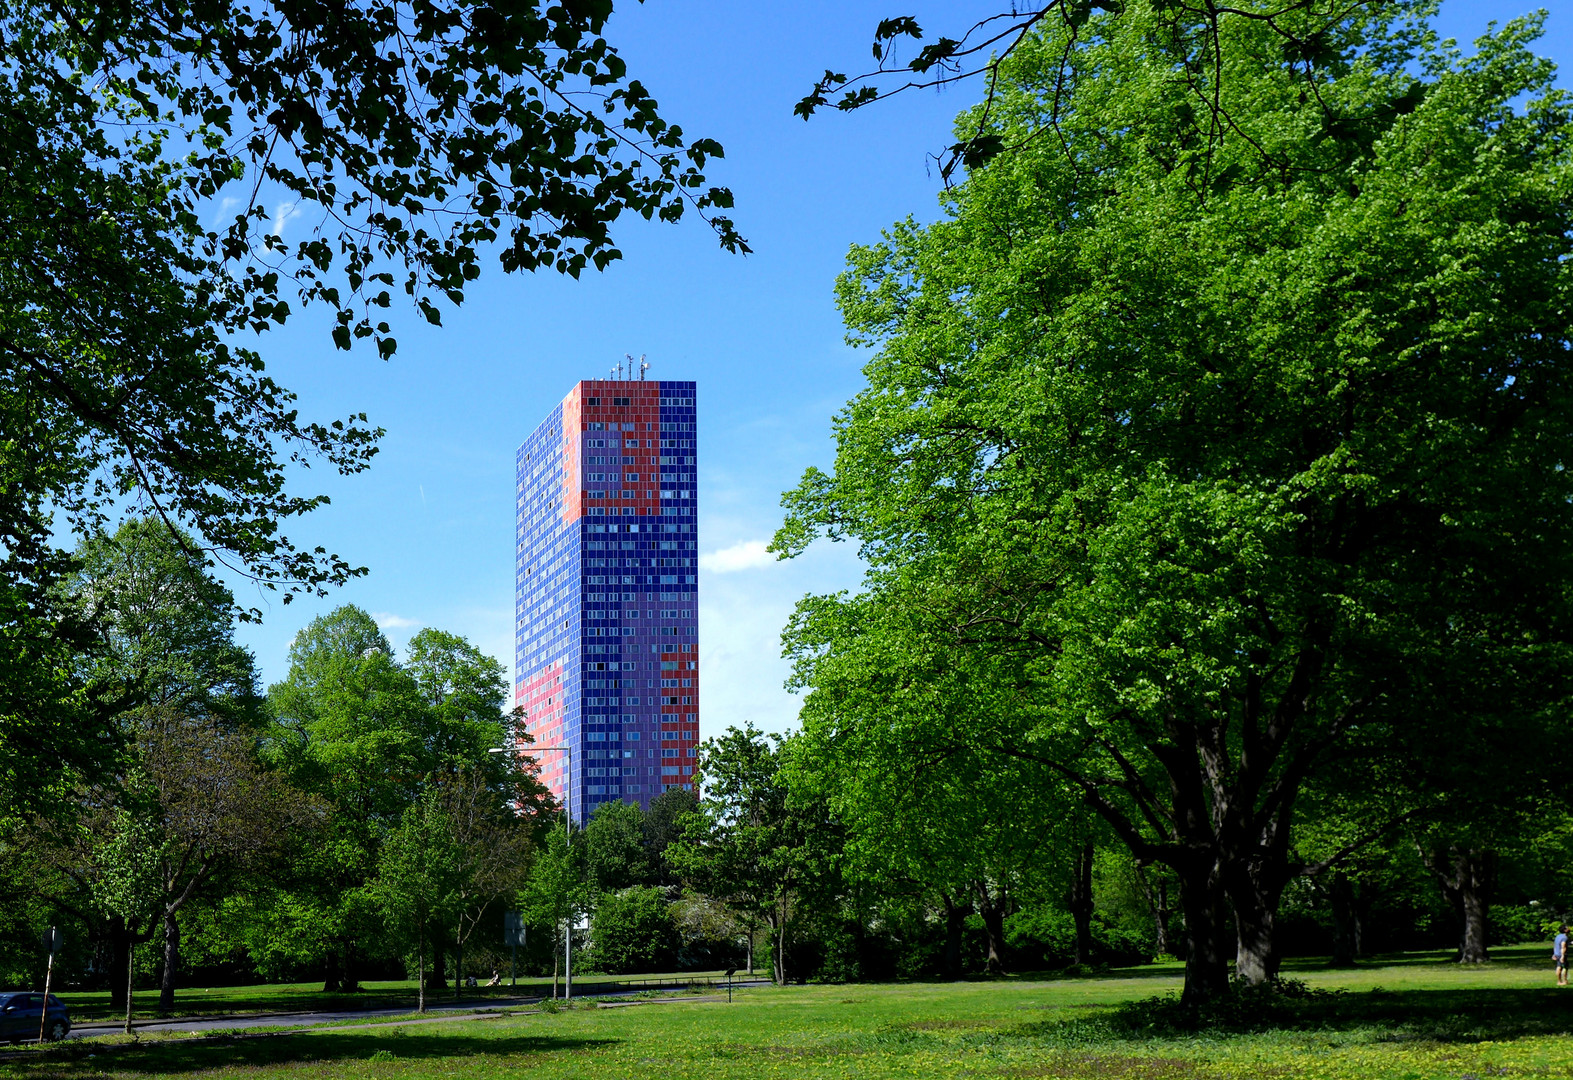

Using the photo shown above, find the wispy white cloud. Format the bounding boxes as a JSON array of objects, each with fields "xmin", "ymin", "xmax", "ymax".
[
  {"xmin": 269, "ymin": 200, "xmax": 303, "ymax": 238},
  {"xmin": 699, "ymin": 539, "xmax": 775, "ymax": 574},
  {"xmin": 697, "ymin": 537, "xmax": 864, "ymax": 739},
  {"xmin": 373, "ymin": 612, "xmax": 422, "ymax": 630}
]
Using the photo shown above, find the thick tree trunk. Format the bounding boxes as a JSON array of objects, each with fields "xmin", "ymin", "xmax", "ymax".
[
  {"xmin": 1232, "ymin": 875, "xmax": 1286, "ymax": 985},
  {"xmin": 322, "ymin": 948, "xmax": 341, "ymax": 993},
  {"xmin": 1329, "ymin": 871, "xmax": 1358, "ymax": 967},
  {"xmin": 1069, "ymin": 842, "xmax": 1095, "ymax": 966},
  {"xmin": 941, "ymin": 894, "xmax": 967, "ymax": 979},
  {"xmin": 341, "ymin": 942, "xmax": 360, "ymax": 992},
  {"xmin": 158, "ymin": 912, "xmax": 180, "ymax": 1014},
  {"xmin": 1423, "ymin": 844, "xmax": 1496, "ymax": 963},
  {"xmin": 1176, "ymin": 864, "xmax": 1230, "ymax": 1006},
  {"xmin": 974, "ymin": 881, "xmax": 1009, "ymax": 975},
  {"xmin": 1459, "ymin": 870, "xmax": 1492, "ymax": 963}
]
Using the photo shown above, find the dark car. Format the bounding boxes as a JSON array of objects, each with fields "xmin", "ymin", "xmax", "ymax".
[{"xmin": 0, "ymin": 993, "xmax": 71, "ymax": 1042}]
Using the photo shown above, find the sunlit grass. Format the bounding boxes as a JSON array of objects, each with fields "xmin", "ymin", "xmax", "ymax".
[{"xmin": 8, "ymin": 946, "xmax": 1573, "ymax": 1079}]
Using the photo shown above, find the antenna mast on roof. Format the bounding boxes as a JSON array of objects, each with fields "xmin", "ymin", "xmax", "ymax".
[
  {"xmin": 638, "ymin": 355, "xmax": 649, "ymax": 381},
  {"xmin": 611, "ymin": 358, "xmax": 622, "ymax": 380}
]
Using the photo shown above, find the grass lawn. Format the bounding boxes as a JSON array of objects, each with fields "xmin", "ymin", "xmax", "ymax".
[
  {"xmin": 55, "ymin": 970, "xmax": 736, "ymax": 1022},
  {"xmin": 9, "ymin": 945, "xmax": 1573, "ymax": 1079}
]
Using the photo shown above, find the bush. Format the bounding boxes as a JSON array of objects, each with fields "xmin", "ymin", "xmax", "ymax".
[
  {"xmin": 1491, "ymin": 905, "xmax": 1548, "ymax": 946},
  {"xmin": 588, "ymin": 887, "xmax": 679, "ymax": 974}
]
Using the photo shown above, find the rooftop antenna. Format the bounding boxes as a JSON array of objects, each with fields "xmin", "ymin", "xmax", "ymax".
[
  {"xmin": 638, "ymin": 355, "xmax": 649, "ymax": 381},
  {"xmin": 613, "ymin": 358, "xmax": 623, "ymax": 380},
  {"xmin": 624, "ymin": 353, "xmax": 637, "ymax": 382}
]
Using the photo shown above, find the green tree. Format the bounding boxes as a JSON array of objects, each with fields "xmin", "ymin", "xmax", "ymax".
[
  {"xmin": 30, "ymin": 520, "xmax": 288, "ymax": 1013},
  {"xmin": 65, "ymin": 519, "xmax": 263, "ymax": 725},
  {"xmin": 439, "ymin": 768, "xmax": 535, "ymax": 996},
  {"xmin": 776, "ymin": 5, "xmax": 1573, "ymax": 1002},
  {"xmin": 584, "ymin": 801, "xmax": 656, "ymax": 892},
  {"xmin": 263, "ymin": 606, "xmax": 432, "ymax": 990},
  {"xmin": 589, "ymin": 887, "xmax": 679, "ymax": 975},
  {"xmin": 374, "ymin": 793, "xmax": 464, "ymax": 1013},
  {"xmin": 89, "ymin": 807, "xmax": 166, "ymax": 1035},
  {"xmin": 667, "ymin": 724, "xmax": 805, "ymax": 984},
  {"xmin": 405, "ymin": 629, "xmax": 516, "ymax": 774},
  {"xmin": 0, "ymin": 0, "xmax": 742, "ymax": 815},
  {"xmin": 786, "ymin": 599, "xmax": 1088, "ymax": 975},
  {"xmin": 645, "ymin": 786, "xmax": 700, "ymax": 887},
  {"xmin": 519, "ymin": 826, "xmax": 590, "ymax": 997}
]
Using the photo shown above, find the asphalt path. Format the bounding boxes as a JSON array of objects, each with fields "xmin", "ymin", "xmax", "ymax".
[
  {"xmin": 66, "ymin": 997, "xmax": 536, "ymax": 1039},
  {"xmin": 61, "ymin": 979, "xmax": 775, "ymax": 1041}
]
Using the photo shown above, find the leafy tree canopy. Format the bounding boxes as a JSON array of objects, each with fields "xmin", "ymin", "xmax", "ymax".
[
  {"xmin": 777, "ymin": 1, "xmax": 1573, "ymax": 1002},
  {"xmin": 1, "ymin": 0, "xmax": 741, "ymax": 810}
]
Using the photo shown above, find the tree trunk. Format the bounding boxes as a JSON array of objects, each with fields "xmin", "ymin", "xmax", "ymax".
[
  {"xmin": 107, "ymin": 917, "xmax": 129, "ymax": 1010},
  {"xmin": 974, "ymin": 881, "xmax": 1008, "ymax": 975},
  {"xmin": 1232, "ymin": 877, "xmax": 1285, "ymax": 985},
  {"xmin": 551, "ymin": 934, "xmax": 560, "ymax": 998},
  {"xmin": 777, "ymin": 922, "xmax": 787, "ymax": 985},
  {"xmin": 1154, "ymin": 880, "xmax": 1173, "ymax": 958},
  {"xmin": 1069, "ymin": 842, "xmax": 1095, "ymax": 966},
  {"xmin": 941, "ymin": 894, "xmax": 967, "ymax": 979},
  {"xmin": 766, "ymin": 912, "xmax": 786, "ymax": 985},
  {"xmin": 341, "ymin": 942, "xmax": 360, "ymax": 992},
  {"xmin": 1422, "ymin": 844, "xmax": 1496, "ymax": 963},
  {"xmin": 455, "ymin": 928, "xmax": 464, "ymax": 1001},
  {"xmin": 158, "ymin": 911, "xmax": 180, "ymax": 1014},
  {"xmin": 1176, "ymin": 862, "xmax": 1230, "ymax": 1006},
  {"xmin": 432, "ymin": 944, "xmax": 447, "ymax": 990},
  {"xmin": 417, "ymin": 931, "xmax": 426, "ymax": 1013},
  {"xmin": 1329, "ymin": 871, "xmax": 1358, "ymax": 967},
  {"xmin": 322, "ymin": 948, "xmax": 341, "ymax": 993},
  {"xmin": 1459, "ymin": 863, "xmax": 1493, "ymax": 964},
  {"xmin": 124, "ymin": 938, "xmax": 136, "ymax": 1036}
]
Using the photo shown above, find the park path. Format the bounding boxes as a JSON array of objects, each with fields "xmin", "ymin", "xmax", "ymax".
[{"xmin": 62, "ymin": 979, "xmax": 773, "ymax": 1041}]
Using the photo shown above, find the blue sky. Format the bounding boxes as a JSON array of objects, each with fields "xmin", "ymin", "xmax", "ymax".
[{"xmin": 230, "ymin": 0, "xmax": 1571, "ymax": 735}]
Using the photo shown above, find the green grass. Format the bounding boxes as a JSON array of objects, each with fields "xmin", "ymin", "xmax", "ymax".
[{"xmin": 10, "ymin": 946, "xmax": 1573, "ymax": 1079}]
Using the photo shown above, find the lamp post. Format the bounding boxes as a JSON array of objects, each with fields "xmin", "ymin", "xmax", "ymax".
[{"xmin": 493, "ymin": 738, "xmax": 574, "ymax": 1001}]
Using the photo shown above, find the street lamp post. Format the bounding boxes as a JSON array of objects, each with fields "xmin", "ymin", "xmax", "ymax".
[{"xmin": 494, "ymin": 737, "xmax": 574, "ymax": 1001}]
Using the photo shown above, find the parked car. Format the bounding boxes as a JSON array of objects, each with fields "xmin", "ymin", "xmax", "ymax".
[{"xmin": 0, "ymin": 993, "xmax": 71, "ymax": 1042}]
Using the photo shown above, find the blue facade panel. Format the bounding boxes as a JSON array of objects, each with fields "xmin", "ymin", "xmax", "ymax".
[{"xmin": 515, "ymin": 379, "xmax": 699, "ymax": 823}]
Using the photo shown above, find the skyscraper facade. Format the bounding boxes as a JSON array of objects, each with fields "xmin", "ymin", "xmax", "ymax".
[{"xmin": 514, "ymin": 378, "xmax": 699, "ymax": 822}]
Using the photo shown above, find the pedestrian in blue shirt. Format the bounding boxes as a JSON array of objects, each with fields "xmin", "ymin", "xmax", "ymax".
[{"xmin": 1555, "ymin": 924, "xmax": 1569, "ymax": 986}]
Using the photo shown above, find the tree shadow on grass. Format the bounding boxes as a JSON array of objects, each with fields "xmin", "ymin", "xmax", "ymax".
[
  {"xmin": 1006, "ymin": 984, "xmax": 1573, "ymax": 1047},
  {"xmin": 11, "ymin": 1030, "xmax": 619, "ymax": 1077}
]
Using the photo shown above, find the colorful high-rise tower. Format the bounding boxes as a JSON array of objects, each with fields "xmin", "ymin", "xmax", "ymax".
[{"xmin": 514, "ymin": 378, "xmax": 699, "ymax": 822}]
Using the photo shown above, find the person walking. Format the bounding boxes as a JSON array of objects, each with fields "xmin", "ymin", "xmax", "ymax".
[{"xmin": 1555, "ymin": 924, "xmax": 1569, "ymax": 987}]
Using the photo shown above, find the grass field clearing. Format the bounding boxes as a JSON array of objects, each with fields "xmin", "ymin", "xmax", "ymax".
[{"xmin": 7, "ymin": 946, "xmax": 1573, "ymax": 1079}]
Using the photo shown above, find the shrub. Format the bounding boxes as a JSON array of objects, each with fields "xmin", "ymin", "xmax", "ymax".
[{"xmin": 589, "ymin": 886, "xmax": 680, "ymax": 974}]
